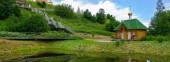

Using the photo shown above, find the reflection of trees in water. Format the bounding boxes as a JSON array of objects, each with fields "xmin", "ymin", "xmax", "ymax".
[
  {"xmin": 4, "ymin": 55, "xmax": 147, "ymax": 62},
  {"xmin": 1, "ymin": 52, "xmax": 161, "ymax": 62},
  {"xmin": 105, "ymin": 57, "xmax": 149, "ymax": 62}
]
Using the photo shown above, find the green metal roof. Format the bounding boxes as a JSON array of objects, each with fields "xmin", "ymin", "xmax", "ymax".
[{"xmin": 114, "ymin": 19, "xmax": 147, "ymax": 31}]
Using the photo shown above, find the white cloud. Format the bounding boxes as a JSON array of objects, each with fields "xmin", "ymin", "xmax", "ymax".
[
  {"xmin": 138, "ymin": 19, "xmax": 150, "ymax": 27},
  {"xmin": 51, "ymin": 0, "xmax": 149, "ymax": 27},
  {"xmin": 165, "ymin": 3, "xmax": 170, "ymax": 10},
  {"xmin": 52, "ymin": 0, "xmax": 138, "ymax": 20}
]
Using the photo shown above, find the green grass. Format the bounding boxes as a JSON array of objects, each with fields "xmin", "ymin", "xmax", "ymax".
[
  {"xmin": 2, "ymin": 39, "xmax": 170, "ymax": 56},
  {"xmin": 49, "ymin": 40, "xmax": 170, "ymax": 56}
]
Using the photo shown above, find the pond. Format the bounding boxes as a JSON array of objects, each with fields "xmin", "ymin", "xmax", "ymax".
[
  {"xmin": 2, "ymin": 53, "xmax": 153, "ymax": 62},
  {"xmin": 1, "ymin": 49, "xmax": 170, "ymax": 62}
]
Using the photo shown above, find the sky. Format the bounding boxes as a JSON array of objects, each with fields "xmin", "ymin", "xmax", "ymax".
[{"xmin": 51, "ymin": 0, "xmax": 170, "ymax": 27}]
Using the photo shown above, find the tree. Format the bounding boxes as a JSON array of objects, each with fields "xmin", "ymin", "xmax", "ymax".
[
  {"xmin": 96, "ymin": 8, "xmax": 106, "ymax": 24},
  {"xmin": 149, "ymin": 11, "xmax": 170, "ymax": 36},
  {"xmin": 149, "ymin": 0, "xmax": 170, "ymax": 36},
  {"xmin": 0, "ymin": 0, "xmax": 20, "ymax": 20},
  {"xmin": 77, "ymin": 7, "xmax": 81, "ymax": 14},
  {"xmin": 91, "ymin": 15, "xmax": 97, "ymax": 22},
  {"xmin": 83, "ymin": 9, "xmax": 96, "ymax": 22},
  {"xmin": 105, "ymin": 15, "xmax": 120, "ymax": 32},
  {"xmin": 106, "ymin": 14, "xmax": 113, "ymax": 19},
  {"xmin": 54, "ymin": 4, "xmax": 76, "ymax": 19},
  {"xmin": 156, "ymin": 0, "xmax": 165, "ymax": 12},
  {"xmin": 76, "ymin": 7, "xmax": 83, "ymax": 19}
]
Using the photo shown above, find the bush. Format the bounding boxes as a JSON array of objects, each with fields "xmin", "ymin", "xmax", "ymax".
[
  {"xmin": 105, "ymin": 21, "xmax": 119, "ymax": 32},
  {"xmin": 54, "ymin": 4, "xmax": 76, "ymax": 19},
  {"xmin": 39, "ymin": 31, "xmax": 82, "ymax": 39},
  {"xmin": 157, "ymin": 36, "xmax": 164, "ymax": 43},
  {"xmin": 4, "ymin": 10, "xmax": 50, "ymax": 32},
  {"xmin": 0, "ymin": 31, "xmax": 82, "ymax": 39},
  {"xmin": 141, "ymin": 36, "xmax": 170, "ymax": 41},
  {"xmin": 105, "ymin": 15, "xmax": 120, "ymax": 32},
  {"xmin": 0, "ymin": 0, "xmax": 20, "ymax": 20},
  {"xmin": 14, "ymin": 16, "xmax": 49, "ymax": 32},
  {"xmin": 115, "ymin": 41, "xmax": 120, "ymax": 47},
  {"xmin": 37, "ymin": 2, "xmax": 46, "ymax": 8},
  {"xmin": 115, "ymin": 41, "xmax": 124, "ymax": 47},
  {"xmin": 141, "ymin": 36, "xmax": 156, "ymax": 41}
]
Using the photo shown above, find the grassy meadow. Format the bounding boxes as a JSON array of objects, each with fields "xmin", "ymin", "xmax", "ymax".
[{"xmin": 1, "ymin": 39, "xmax": 170, "ymax": 57}]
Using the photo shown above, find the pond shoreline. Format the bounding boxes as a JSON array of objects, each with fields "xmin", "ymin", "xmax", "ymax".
[
  {"xmin": 0, "ymin": 39, "xmax": 170, "ymax": 61},
  {"xmin": 1, "ymin": 48, "xmax": 170, "ymax": 62}
]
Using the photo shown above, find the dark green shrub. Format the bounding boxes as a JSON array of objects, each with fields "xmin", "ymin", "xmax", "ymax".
[
  {"xmin": 157, "ymin": 36, "xmax": 164, "ymax": 43},
  {"xmin": 0, "ymin": 0, "xmax": 20, "ymax": 20},
  {"xmin": 105, "ymin": 15, "xmax": 120, "ymax": 32},
  {"xmin": 54, "ymin": 4, "xmax": 76, "ymax": 19},
  {"xmin": 5, "ymin": 10, "xmax": 50, "ymax": 32},
  {"xmin": 37, "ymin": 2, "xmax": 46, "ymax": 8},
  {"xmin": 141, "ymin": 36, "xmax": 156, "ymax": 41},
  {"xmin": 115, "ymin": 41, "xmax": 120, "ymax": 47},
  {"xmin": 141, "ymin": 36, "xmax": 170, "ymax": 42},
  {"xmin": 165, "ymin": 36, "xmax": 170, "ymax": 41},
  {"xmin": 11, "ymin": 15, "xmax": 49, "ymax": 32},
  {"xmin": 105, "ymin": 21, "xmax": 120, "ymax": 32},
  {"xmin": 157, "ymin": 38, "xmax": 163, "ymax": 43}
]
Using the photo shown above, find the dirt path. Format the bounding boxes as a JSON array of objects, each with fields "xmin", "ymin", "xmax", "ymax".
[{"xmin": 77, "ymin": 33, "xmax": 114, "ymax": 42}]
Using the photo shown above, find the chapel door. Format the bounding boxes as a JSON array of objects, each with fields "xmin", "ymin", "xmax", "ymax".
[
  {"xmin": 121, "ymin": 31, "xmax": 124, "ymax": 40},
  {"xmin": 128, "ymin": 32, "xmax": 131, "ymax": 40}
]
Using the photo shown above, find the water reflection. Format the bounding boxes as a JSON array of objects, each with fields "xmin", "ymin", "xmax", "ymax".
[
  {"xmin": 1, "ymin": 48, "xmax": 170, "ymax": 62},
  {"xmin": 3, "ymin": 52, "xmax": 154, "ymax": 62}
]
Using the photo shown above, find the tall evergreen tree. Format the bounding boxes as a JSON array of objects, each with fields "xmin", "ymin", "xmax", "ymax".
[
  {"xmin": 156, "ymin": 0, "xmax": 165, "ymax": 12},
  {"xmin": 106, "ymin": 14, "xmax": 113, "ymax": 19},
  {"xmin": 83, "ymin": 9, "xmax": 92, "ymax": 20},
  {"xmin": 149, "ymin": 0, "xmax": 170, "ymax": 36},
  {"xmin": 149, "ymin": 11, "xmax": 170, "ymax": 36},
  {"xmin": 96, "ymin": 8, "xmax": 106, "ymax": 24},
  {"xmin": 77, "ymin": 7, "xmax": 81, "ymax": 14},
  {"xmin": 83, "ymin": 9, "xmax": 96, "ymax": 22}
]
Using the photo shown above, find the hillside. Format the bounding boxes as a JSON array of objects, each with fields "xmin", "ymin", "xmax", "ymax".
[
  {"xmin": 46, "ymin": 11, "xmax": 113, "ymax": 36},
  {"xmin": 26, "ymin": 1, "xmax": 113, "ymax": 36}
]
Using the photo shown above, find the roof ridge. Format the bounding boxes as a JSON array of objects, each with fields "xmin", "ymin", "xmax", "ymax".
[{"xmin": 114, "ymin": 19, "xmax": 147, "ymax": 31}]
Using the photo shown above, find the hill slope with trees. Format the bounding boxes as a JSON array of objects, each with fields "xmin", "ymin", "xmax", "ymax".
[
  {"xmin": 0, "ymin": 0, "xmax": 120, "ymax": 39},
  {"xmin": 45, "ymin": 3, "xmax": 120, "ymax": 36}
]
